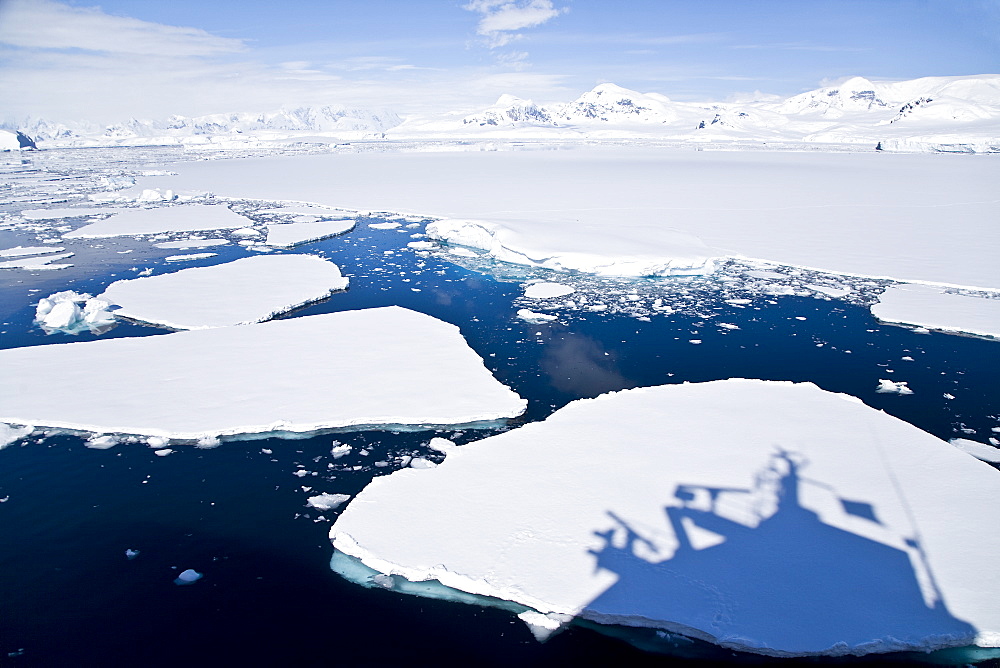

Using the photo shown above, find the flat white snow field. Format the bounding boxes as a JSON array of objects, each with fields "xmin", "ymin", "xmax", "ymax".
[
  {"xmin": 331, "ymin": 379, "xmax": 1000, "ymax": 657},
  {"xmin": 264, "ymin": 219, "xmax": 355, "ymax": 248},
  {"xmin": 135, "ymin": 148, "xmax": 1000, "ymax": 289},
  {"xmin": 63, "ymin": 205, "xmax": 250, "ymax": 238},
  {"xmin": 872, "ymin": 284, "xmax": 1000, "ymax": 339},
  {"xmin": 100, "ymin": 255, "xmax": 349, "ymax": 329},
  {"xmin": 0, "ymin": 306, "xmax": 526, "ymax": 440}
]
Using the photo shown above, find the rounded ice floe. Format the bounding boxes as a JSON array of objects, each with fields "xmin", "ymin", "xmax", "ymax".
[
  {"xmin": 174, "ymin": 569, "xmax": 202, "ymax": 585},
  {"xmin": 330, "ymin": 379, "xmax": 1000, "ymax": 657},
  {"xmin": 0, "ymin": 306, "xmax": 527, "ymax": 440},
  {"xmin": 523, "ymin": 282, "xmax": 575, "ymax": 300},
  {"xmin": 98, "ymin": 254, "xmax": 349, "ymax": 330}
]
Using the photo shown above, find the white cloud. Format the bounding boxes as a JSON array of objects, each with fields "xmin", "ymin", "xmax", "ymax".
[
  {"xmin": 0, "ymin": 0, "xmax": 245, "ymax": 56},
  {"xmin": 465, "ymin": 0, "xmax": 567, "ymax": 48}
]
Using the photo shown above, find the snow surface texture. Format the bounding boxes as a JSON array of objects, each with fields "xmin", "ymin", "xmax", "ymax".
[
  {"xmin": 263, "ymin": 219, "xmax": 355, "ymax": 248},
  {"xmin": 35, "ymin": 291, "xmax": 116, "ymax": 334},
  {"xmin": 872, "ymin": 284, "xmax": 1000, "ymax": 339},
  {"xmin": 99, "ymin": 255, "xmax": 348, "ymax": 330},
  {"xmin": 138, "ymin": 148, "xmax": 1000, "ymax": 291},
  {"xmin": 62, "ymin": 205, "xmax": 250, "ymax": 238},
  {"xmin": 330, "ymin": 379, "xmax": 1000, "ymax": 657},
  {"xmin": 0, "ymin": 307, "xmax": 527, "ymax": 440}
]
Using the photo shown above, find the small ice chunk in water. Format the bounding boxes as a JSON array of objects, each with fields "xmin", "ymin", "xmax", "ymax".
[
  {"xmin": 516, "ymin": 309, "xmax": 557, "ymax": 324},
  {"xmin": 307, "ymin": 493, "xmax": 351, "ymax": 511},
  {"xmin": 126, "ymin": 549, "xmax": 140, "ymax": 560},
  {"xmin": 409, "ymin": 457, "xmax": 438, "ymax": 469},
  {"xmin": 34, "ymin": 291, "xmax": 116, "ymax": 334},
  {"xmin": 428, "ymin": 437, "xmax": 456, "ymax": 454},
  {"xmin": 174, "ymin": 569, "xmax": 203, "ymax": 585},
  {"xmin": 331, "ymin": 443, "xmax": 352, "ymax": 459},
  {"xmin": 85, "ymin": 434, "xmax": 118, "ymax": 449},
  {"xmin": 876, "ymin": 379, "xmax": 914, "ymax": 395}
]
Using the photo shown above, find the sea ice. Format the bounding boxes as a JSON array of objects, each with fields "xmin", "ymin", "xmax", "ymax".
[
  {"xmin": 0, "ymin": 307, "xmax": 526, "ymax": 440},
  {"xmin": 524, "ymin": 282, "xmax": 576, "ymax": 299},
  {"xmin": 19, "ymin": 207, "xmax": 111, "ymax": 220},
  {"xmin": 154, "ymin": 238, "xmax": 229, "ymax": 249},
  {"xmin": 0, "ymin": 424, "xmax": 32, "ymax": 449},
  {"xmin": 263, "ymin": 219, "xmax": 355, "ymax": 248},
  {"xmin": 872, "ymin": 284, "xmax": 1000, "ymax": 339},
  {"xmin": 98, "ymin": 255, "xmax": 349, "ymax": 330},
  {"xmin": 174, "ymin": 569, "xmax": 202, "ymax": 585},
  {"xmin": 62, "ymin": 205, "xmax": 250, "ymax": 238},
  {"xmin": 516, "ymin": 309, "xmax": 557, "ymax": 324},
  {"xmin": 307, "ymin": 493, "xmax": 351, "ymax": 511},
  {"xmin": 34, "ymin": 291, "xmax": 116, "ymax": 334},
  {"xmin": 368, "ymin": 222, "xmax": 401, "ymax": 230},
  {"xmin": 949, "ymin": 438, "xmax": 1000, "ymax": 463},
  {"xmin": 330, "ymin": 379, "xmax": 1000, "ymax": 657},
  {"xmin": 140, "ymin": 149, "xmax": 1000, "ymax": 288},
  {"xmin": 876, "ymin": 379, "xmax": 914, "ymax": 395},
  {"xmin": 0, "ymin": 246, "xmax": 66, "ymax": 258},
  {"xmin": 164, "ymin": 253, "xmax": 217, "ymax": 262},
  {"xmin": 0, "ymin": 252, "xmax": 74, "ymax": 270}
]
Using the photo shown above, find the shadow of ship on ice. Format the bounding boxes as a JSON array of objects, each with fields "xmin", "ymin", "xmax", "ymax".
[{"xmin": 586, "ymin": 450, "xmax": 975, "ymax": 655}]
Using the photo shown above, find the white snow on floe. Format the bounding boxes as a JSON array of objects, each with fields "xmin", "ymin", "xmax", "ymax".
[
  {"xmin": 154, "ymin": 238, "xmax": 229, "ymax": 249},
  {"xmin": 0, "ymin": 246, "xmax": 66, "ymax": 258},
  {"xmin": 0, "ymin": 424, "xmax": 33, "ymax": 449},
  {"xmin": 142, "ymin": 149, "xmax": 1000, "ymax": 288},
  {"xmin": 873, "ymin": 284, "xmax": 1000, "ymax": 339},
  {"xmin": 0, "ymin": 307, "xmax": 526, "ymax": 440},
  {"xmin": 524, "ymin": 282, "xmax": 576, "ymax": 300},
  {"xmin": 99, "ymin": 255, "xmax": 348, "ymax": 330},
  {"xmin": 164, "ymin": 253, "xmax": 217, "ymax": 262},
  {"xmin": 949, "ymin": 438, "xmax": 1000, "ymax": 463},
  {"xmin": 516, "ymin": 309, "xmax": 557, "ymax": 324},
  {"xmin": 35, "ymin": 291, "xmax": 116, "ymax": 334},
  {"xmin": 331, "ymin": 379, "xmax": 1000, "ymax": 657},
  {"xmin": 0, "ymin": 252, "xmax": 74, "ymax": 270},
  {"xmin": 307, "ymin": 493, "xmax": 351, "ymax": 511},
  {"xmin": 63, "ymin": 205, "xmax": 250, "ymax": 238},
  {"xmin": 876, "ymin": 379, "xmax": 914, "ymax": 395},
  {"xmin": 264, "ymin": 219, "xmax": 355, "ymax": 248}
]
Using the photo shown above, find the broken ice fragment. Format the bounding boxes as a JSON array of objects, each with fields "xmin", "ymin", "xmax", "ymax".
[
  {"xmin": 174, "ymin": 569, "xmax": 203, "ymax": 585},
  {"xmin": 876, "ymin": 379, "xmax": 913, "ymax": 395}
]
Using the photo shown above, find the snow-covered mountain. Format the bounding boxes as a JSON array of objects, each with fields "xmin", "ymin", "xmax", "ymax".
[
  {"xmin": 398, "ymin": 74, "xmax": 1000, "ymax": 152},
  {"xmin": 6, "ymin": 105, "xmax": 402, "ymax": 148},
  {"xmin": 5, "ymin": 75, "xmax": 999, "ymax": 152}
]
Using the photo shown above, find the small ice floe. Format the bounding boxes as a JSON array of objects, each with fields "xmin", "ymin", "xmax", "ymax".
[
  {"xmin": 407, "ymin": 241, "xmax": 436, "ymax": 251},
  {"xmin": 307, "ymin": 493, "xmax": 351, "ymax": 511},
  {"xmin": 0, "ymin": 251, "xmax": 75, "ymax": 270},
  {"xmin": 173, "ymin": 569, "xmax": 203, "ymax": 585},
  {"xmin": 85, "ymin": 434, "xmax": 118, "ymax": 449},
  {"xmin": 516, "ymin": 309, "xmax": 557, "ymax": 324},
  {"xmin": 427, "ymin": 437, "xmax": 456, "ymax": 455},
  {"xmin": 0, "ymin": 423, "xmax": 33, "ymax": 449},
  {"xmin": 0, "ymin": 246, "xmax": 66, "ymax": 258},
  {"xmin": 368, "ymin": 222, "xmax": 401, "ymax": 230},
  {"xmin": 64, "ymin": 205, "xmax": 250, "ymax": 239},
  {"xmin": 264, "ymin": 219, "xmax": 355, "ymax": 248},
  {"xmin": 154, "ymin": 238, "xmax": 229, "ymax": 250},
  {"xmin": 331, "ymin": 443, "xmax": 352, "ymax": 459},
  {"xmin": 524, "ymin": 282, "xmax": 575, "ymax": 300},
  {"xmin": 153, "ymin": 448, "xmax": 174, "ymax": 457},
  {"xmin": 99, "ymin": 254, "xmax": 349, "ymax": 330},
  {"xmin": 34, "ymin": 291, "xmax": 117, "ymax": 334},
  {"xmin": 125, "ymin": 549, "xmax": 140, "ymax": 560},
  {"xmin": 876, "ymin": 379, "xmax": 914, "ymax": 395},
  {"xmin": 409, "ymin": 457, "xmax": 438, "ymax": 469},
  {"xmin": 949, "ymin": 438, "xmax": 1000, "ymax": 463},
  {"xmin": 164, "ymin": 253, "xmax": 217, "ymax": 262}
]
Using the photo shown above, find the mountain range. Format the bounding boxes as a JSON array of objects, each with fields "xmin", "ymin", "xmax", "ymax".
[{"xmin": 3, "ymin": 75, "xmax": 998, "ymax": 153}]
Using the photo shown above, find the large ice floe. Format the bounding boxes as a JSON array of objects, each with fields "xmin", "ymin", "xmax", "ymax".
[
  {"xmin": 872, "ymin": 283, "xmax": 1000, "ymax": 339},
  {"xmin": 0, "ymin": 307, "xmax": 526, "ymax": 440},
  {"xmin": 62, "ymin": 204, "xmax": 250, "ymax": 238},
  {"xmin": 330, "ymin": 379, "xmax": 1000, "ymax": 657},
  {"xmin": 98, "ymin": 254, "xmax": 348, "ymax": 329},
  {"xmin": 263, "ymin": 219, "xmax": 355, "ymax": 248}
]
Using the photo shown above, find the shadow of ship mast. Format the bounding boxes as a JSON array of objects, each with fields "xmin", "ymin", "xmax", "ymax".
[{"xmin": 587, "ymin": 449, "xmax": 975, "ymax": 654}]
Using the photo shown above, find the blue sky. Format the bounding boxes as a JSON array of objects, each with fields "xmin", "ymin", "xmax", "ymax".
[{"xmin": 0, "ymin": 0, "xmax": 997, "ymax": 122}]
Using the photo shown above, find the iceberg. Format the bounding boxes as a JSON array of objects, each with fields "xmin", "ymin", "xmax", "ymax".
[
  {"xmin": 99, "ymin": 255, "xmax": 348, "ymax": 330},
  {"xmin": 62, "ymin": 205, "xmax": 250, "ymax": 238},
  {"xmin": 35, "ymin": 291, "xmax": 116, "ymax": 334},
  {"xmin": 330, "ymin": 379, "xmax": 1000, "ymax": 657},
  {"xmin": 872, "ymin": 284, "xmax": 1000, "ymax": 339},
  {"xmin": 174, "ymin": 569, "xmax": 202, "ymax": 585},
  {"xmin": 263, "ymin": 219, "xmax": 355, "ymax": 248},
  {"xmin": 0, "ymin": 307, "xmax": 526, "ymax": 440}
]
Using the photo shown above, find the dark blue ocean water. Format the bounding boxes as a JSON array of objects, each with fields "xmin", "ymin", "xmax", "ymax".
[{"xmin": 1, "ymin": 149, "xmax": 998, "ymax": 667}]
